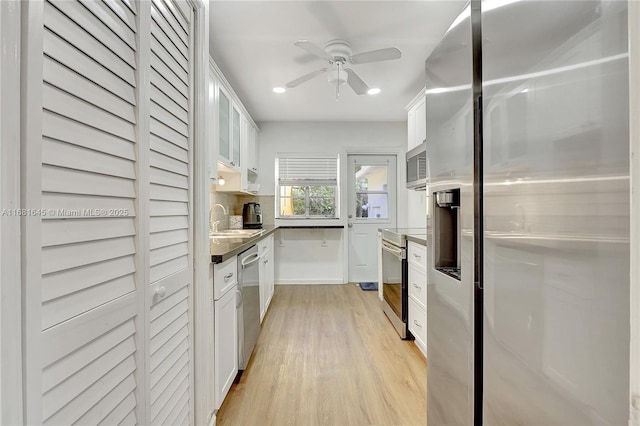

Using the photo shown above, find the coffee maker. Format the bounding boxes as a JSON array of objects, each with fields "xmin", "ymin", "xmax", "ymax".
[{"xmin": 242, "ymin": 202, "xmax": 262, "ymax": 229}]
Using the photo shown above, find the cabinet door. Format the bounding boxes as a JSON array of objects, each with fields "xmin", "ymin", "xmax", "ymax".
[
  {"xmin": 214, "ymin": 286, "xmax": 238, "ymax": 409},
  {"xmin": 218, "ymin": 87, "xmax": 231, "ymax": 163},
  {"xmin": 247, "ymin": 124, "xmax": 257, "ymax": 174},
  {"xmin": 415, "ymin": 97, "xmax": 426, "ymax": 146},
  {"xmin": 407, "ymin": 107, "xmax": 416, "ymax": 150},
  {"xmin": 259, "ymin": 256, "xmax": 267, "ymax": 322},
  {"xmin": 231, "ymin": 105, "xmax": 241, "ymax": 169}
]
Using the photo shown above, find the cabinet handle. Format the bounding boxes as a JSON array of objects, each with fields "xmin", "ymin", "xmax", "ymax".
[
  {"xmin": 413, "ymin": 319, "xmax": 422, "ymax": 327},
  {"xmin": 230, "ymin": 161, "xmax": 235, "ymax": 166},
  {"xmin": 413, "ymin": 253, "xmax": 421, "ymax": 259},
  {"xmin": 263, "ymin": 259, "xmax": 268, "ymax": 264},
  {"xmin": 413, "ymin": 283, "xmax": 422, "ymax": 289},
  {"xmin": 224, "ymin": 272, "xmax": 234, "ymax": 281}
]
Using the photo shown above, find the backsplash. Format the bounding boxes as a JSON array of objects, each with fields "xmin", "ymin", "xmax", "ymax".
[{"xmin": 209, "ymin": 183, "xmax": 275, "ymax": 230}]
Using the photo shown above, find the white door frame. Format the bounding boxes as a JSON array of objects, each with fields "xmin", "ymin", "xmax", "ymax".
[
  {"xmin": 0, "ymin": 1, "xmax": 23, "ymax": 424},
  {"xmin": 629, "ymin": 0, "xmax": 640, "ymax": 422},
  {"xmin": 343, "ymin": 147, "xmax": 406, "ymax": 283},
  {"xmin": 188, "ymin": 0, "xmax": 214, "ymax": 425}
]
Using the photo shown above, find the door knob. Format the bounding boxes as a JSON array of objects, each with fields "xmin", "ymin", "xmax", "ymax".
[
  {"xmin": 348, "ymin": 223, "xmax": 353, "ymax": 228},
  {"xmin": 154, "ymin": 286, "xmax": 166, "ymax": 298},
  {"xmin": 348, "ymin": 214, "xmax": 353, "ymax": 219}
]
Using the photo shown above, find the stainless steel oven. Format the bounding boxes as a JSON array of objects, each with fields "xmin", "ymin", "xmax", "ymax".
[{"xmin": 380, "ymin": 230, "xmax": 410, "ymax": 339}]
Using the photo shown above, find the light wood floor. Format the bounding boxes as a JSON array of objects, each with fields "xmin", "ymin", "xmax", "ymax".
[{"xmin": 216, "ymin": 284, "xmax": 427, "ymax": 426}]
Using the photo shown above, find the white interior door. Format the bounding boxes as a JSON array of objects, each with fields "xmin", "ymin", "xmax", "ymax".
[
  {"xmin": 348, "ymin": 155, "xmax": 396, "ymax": 283},
  {"xmin": 146, "ymin": 1, "xmax": 194, "ymax": 424}
]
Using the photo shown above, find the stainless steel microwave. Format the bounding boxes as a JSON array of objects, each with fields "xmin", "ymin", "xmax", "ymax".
[{"xmin": 406, "ymin": 141, "xmax": 427, "ymax": 190}]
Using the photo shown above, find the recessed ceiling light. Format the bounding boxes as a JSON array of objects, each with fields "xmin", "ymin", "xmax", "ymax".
[
  {"xmin": 367, "ymin": 88, "xmax": 381, "ymax": 95},
  {"xmin": 273, "ymin": 87, "xmax": 286, "ymax": 94}
]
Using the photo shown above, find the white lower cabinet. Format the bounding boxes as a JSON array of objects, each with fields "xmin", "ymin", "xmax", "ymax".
[
  {"xmin": 408, "ymin": 241, "xmax": 427, "ymax": 357},
  {"xmin": 259, "ymin": 234, "xmax": 275, "ymax": 322},
  {"xmin": 214, "ymin": 256, "xmax": 239, "ymax": 410},
  {"xmin": 409, "ymin": 297, "xmax": 427, "ymax": 356},
  {"xmin": 214, "ymin": 283, "xmax": 238, "ymax": 409}
]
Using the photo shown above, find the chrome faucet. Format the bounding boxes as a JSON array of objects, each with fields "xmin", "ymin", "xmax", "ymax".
[{"xmin": 209, "ymin": 203, "xmax": 228, "ymax": 233}]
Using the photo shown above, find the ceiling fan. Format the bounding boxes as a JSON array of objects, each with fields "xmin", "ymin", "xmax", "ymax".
[{"xmin": 284, "ymin": 39, "xmax": 402, "ymax": 98}]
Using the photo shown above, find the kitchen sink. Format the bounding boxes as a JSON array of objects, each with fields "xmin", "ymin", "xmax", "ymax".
[{"xmin": 209, "ymin": 229, "xmax": 264, "ymax": 238}]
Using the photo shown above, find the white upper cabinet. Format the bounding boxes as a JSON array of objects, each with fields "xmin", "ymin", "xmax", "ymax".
[
  {"xmin": 406, "ymin": 89, "xmax": 426, "ymax": 151},
  {"xmin": 217, "ymin": 83, "xmax": 233, "ymax": 168},
  {"xmin": 210, "ymin": 59, "xmax": 260, "ymax": 192}
]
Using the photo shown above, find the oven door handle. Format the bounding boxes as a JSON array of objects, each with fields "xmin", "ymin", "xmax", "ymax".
[{"xmin": 381, "ymin": 241, "xmax": 404, "ymax": 259}]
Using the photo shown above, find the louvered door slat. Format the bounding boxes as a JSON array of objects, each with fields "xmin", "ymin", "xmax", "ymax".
[
  {"xmin": 151, "ymin": 52, "xmax": 188, "ymax": 97},
  {"xmin": 42, "ymin": 236, "xmax": 136, "ymax": 275},
  {"xmin": 151, "ymin": 101, "xmax": 188, "ymax": 137},
  {"xmin": 44, "ymin": 2, "xmax": 135, "ymax": 86},
  {"xmin": 42, "ymin": 217, "xmax": 136, "ymax": 246},
  {"xmin": 98, "ymin": 390, "xmax": 137, "ymax": 425},
  {"xmin": 150, "ymin": 117, "xmax": 188, "ymax": 150},
  {"xmin": 150, "ymin": 183, "xmax": 189, "ymax": 202},
  {"xmin": 42, "ymin": 165, "xmax": 135, "ymax": 198},
  {"xmin": 150, "ymin": 229, "xmax": 189, "ymax": 250},
  {"xmin": 151, "ymin": 69, "xmax": 188, "ymax": 111},
  {"xmin": 150, "ymin": 216, "xmax": 188, "ymax": 233},
  {"xmin": 151, "ymin": 0, "xmax": 188, "ymax": 50},
  {"xmin": 41, "ymin": 193, "xmax": 135, "ymax": 218},
  {"xmin": 43, "ymin": 112, "xmax": 135, "ymax": 160},
  {"xmin": 150, "ymin": 150, "xmax": 188, "ymax": 176},
  {"xmin": 43, "ymin": 58, "xmax": 136, "ymax": 124},
  {"xmin": 103, "ymin": 0, "xmax": 137, "ymax": 33},
  {"xmin": 75, "ymin": 377, "xmax": 136, "ymax": 426},
  {"xmin": 167, "ymin": 395, "xmax": 190, "ymax": 426},
  {"xmin": 150, "ymin": 200, "xmax": 189, "ymax": 217},
  {"xmin": 49, "ymin": 0, "xmax": 136, "ymax": 68},
  {"xmin": 43, "ymin": 84, "xmax": 136, "ymax": 142},
  {"xmin": 151, "ymin": 166, "xmax": 189, "ymax": 189},
  {"xmin": 150, "ymin": 352, "xmax": 188, "ymax": 403},
  {"xmin": 42, "ymin": 138, "xmax": 136, "ymax": 180},
  {"xmin": 44, "ymin": 357, "xmax": 136, "ymax": 425},
  {"xmin": 42, "ymin": 274, "xmax": 135, "ymax": 329},
  {"xmin": 161, "ymin": 0, "xmax": 188, "ymax": 36},
  {"xmin": 152, "ymin": 376, "xmax": 189, "ymax": 425},
  {"xmin": 78, "ymin": 0, "xmax": 136, "ymax": 50},
  {"xmin": 151, "ymin": 134, "xmax": 188, "ymax": 163},
  {"xmin": 151, "ymin": 84, "xmax": 188, "ymax": 124},
  {"xmin": 151, "ymin": 22, "xmax": 188, "ymax": 75},
  {"xmin": 42, "ymin": 256, "xmax": 136, "ymax": 302},
  {"xmin": 43, "ymin": 31, "xmax": 136, "ymax": 105},
  {"xmin": 42, "ymin": 336, "xmax": 136, "ymax": 419}
]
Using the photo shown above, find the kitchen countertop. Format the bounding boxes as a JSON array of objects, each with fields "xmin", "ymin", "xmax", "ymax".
[
  {"xmin": 210, "ymin": 225, "xmax": 278, "ymax": 264},
  {"xmin": 406, "ymin": 233, "xmax": 427, "ymax": 246},
  {"xmin": 379, "ymin": 227, "xmax": 427, "ymax": 246}
]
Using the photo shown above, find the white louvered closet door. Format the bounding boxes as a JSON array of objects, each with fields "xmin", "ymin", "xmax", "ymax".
[
  {"xmin": 39, "ymin": 0, "xmax": 140, "ymax": 424},
  {"xmin": 146, "ymin": 1, "xmax": 194, "ymax": 425}
]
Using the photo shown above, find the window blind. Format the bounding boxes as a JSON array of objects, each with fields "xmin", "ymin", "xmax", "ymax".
[{"xmin": 277, "ymin": 155, "xmax": 339, "ymax": 186}]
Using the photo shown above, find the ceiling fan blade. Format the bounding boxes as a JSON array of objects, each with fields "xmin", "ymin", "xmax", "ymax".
[
  {"xmin": 349, "ymin": 47, "xmax": 402, "ymax": 64},
  {"xmin": 345, "ymin": 68, "xmax": 370, "ymax": 95},
  {"xmin": 285, "ymin": 68, "xmax": 328, "ymax": 88},
  {"xmin": 294, "ymin": 40, "xmax": 331, "ymax": 61}
]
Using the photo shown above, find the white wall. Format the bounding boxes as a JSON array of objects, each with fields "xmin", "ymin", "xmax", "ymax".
[
  {"xmin": 629, "ymin": 1, "xmax": 640, "ymax": 423},
  {"xmin": 256, "ymin": 121, "xmax": 406, "ymax": 284}
]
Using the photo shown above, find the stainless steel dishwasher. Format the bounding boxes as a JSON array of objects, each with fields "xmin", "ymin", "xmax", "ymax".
[{"xmin": 237, "ymin": 245, "xmax": 261, "ymax": 371}]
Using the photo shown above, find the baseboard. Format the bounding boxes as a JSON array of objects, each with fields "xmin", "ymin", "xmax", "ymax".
[{"xmin": 276, "ymin": 279, "xmax": 345, "ymax": 285}]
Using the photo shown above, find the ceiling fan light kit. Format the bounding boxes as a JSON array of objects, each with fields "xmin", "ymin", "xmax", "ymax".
[{"xmin": 283, "ymin": 39, "xmax": 402, "ymax": 100}]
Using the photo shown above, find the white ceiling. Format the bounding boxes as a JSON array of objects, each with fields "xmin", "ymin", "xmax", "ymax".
[{"xmin": 208, "ymin": 1, "xmax": 466, "ymax": 122}]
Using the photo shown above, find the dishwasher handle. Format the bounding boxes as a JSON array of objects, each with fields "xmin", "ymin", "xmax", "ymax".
[
  {"xmin": 382, "ymin": 241, "xmax": 405, "ymax": 260},
  {"xmin": 240, "ymin": 251, "xmax": 260, "ymax": 269}
]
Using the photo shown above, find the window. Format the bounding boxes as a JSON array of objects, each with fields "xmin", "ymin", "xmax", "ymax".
[
  {"xmin": 354, "ymin": 164, "xmax": 390, "ymax": 219},
  {"xmin": 276, "ymin": 154, "xmax": 339, "ymax": 219}
]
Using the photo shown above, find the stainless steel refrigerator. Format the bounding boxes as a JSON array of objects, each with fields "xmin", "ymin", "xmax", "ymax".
[{"xmin": 425, "ymin": 1, "xmax": 630, "ymax": 425}]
